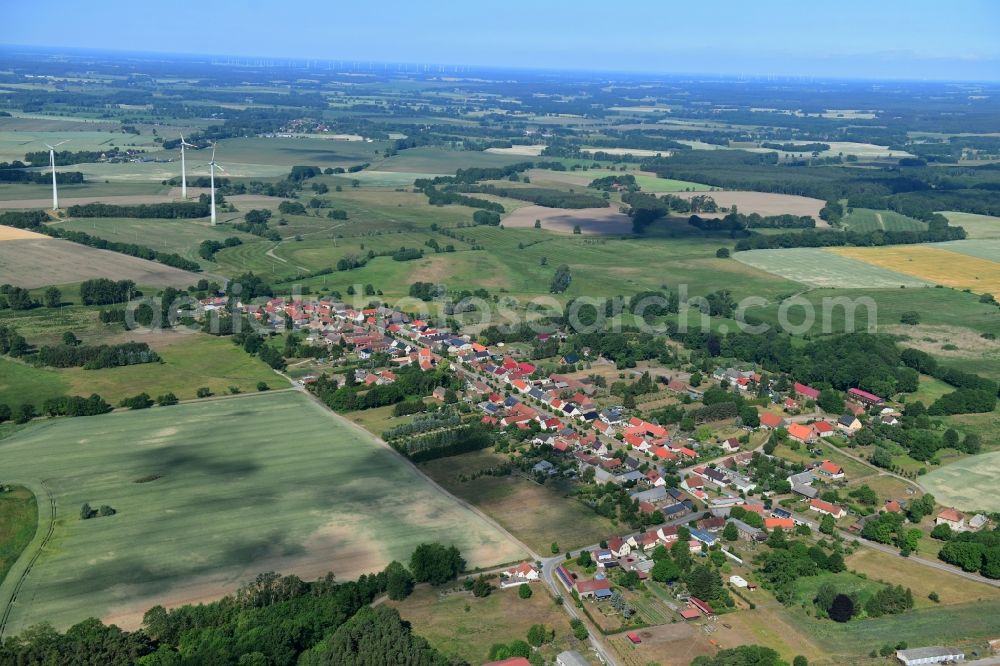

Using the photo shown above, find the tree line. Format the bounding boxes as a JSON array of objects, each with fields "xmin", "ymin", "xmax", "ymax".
[
  {"xmin": 66, "ymin": 202, "xmax": 210, "ymax": 219},
  {"xmin": 0, "ymin": 544, "xmax": 467, "ymax": 665}
]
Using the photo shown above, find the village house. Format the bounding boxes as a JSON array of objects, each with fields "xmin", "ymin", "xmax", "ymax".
[
  {"xmin": 935, "ymin": 507, "xmax": 966, "ymax": 531},
  {"xmin": 812, "ymin": 420, "xmax": 835, "ymax": 438},
  {"xmin": 809, "ymin": 498, "xmax": 847, "ymax": 519},
  {"xmin": 837, "ymin": 414, "xmax": 862, "ymax": 435},
  {"xmin": 759, "ymin": 411, "xmax": 786, "ymax": 430},
  {"xmin": 816, "ymin": 460, "xmax": 845, "ymax": 480},
  {"xmin": 500, "ymin": 562, "xmax": 540, "ymax": 588},
  {"xmin": 786, "ymin": 423, "xmax": 815, "ymax": 445}
]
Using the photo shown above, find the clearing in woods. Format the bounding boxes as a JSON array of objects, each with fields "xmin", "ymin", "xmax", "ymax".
[
  {"xmin": 840, "ymin": 208, "xmax": 926, "ymax": 233},
  {"xmin": 829, "ymin": 245, "xmax": 1000, "ymax": 296},
  {"xmin": 0, "ymin": 391, "xmax": 526, "ymax": 634}
]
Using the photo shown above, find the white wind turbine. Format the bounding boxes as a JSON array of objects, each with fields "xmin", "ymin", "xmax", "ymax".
[
  {"xmin": 203, "ymin": 143, "xmax": 227, "ymax": 225},
  {"xmin": 178, "ymin": 134, "xmax": 196, "ymax": 199},
  {"xmin": 44, "ymin": 140, "xmax": 69, "ymax": 210}
]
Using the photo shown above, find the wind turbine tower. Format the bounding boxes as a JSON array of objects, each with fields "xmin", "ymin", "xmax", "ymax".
[
  {"xmin": 44, "ymin": 140, "xmax": 69, "ymax": 210},
  {"xmin": 206, "ymin": 144, "xmax": 227, "ymax": 225},
  {"xmin": 179, "ymin": 134, "xmax": 195, "ymax": 199}
]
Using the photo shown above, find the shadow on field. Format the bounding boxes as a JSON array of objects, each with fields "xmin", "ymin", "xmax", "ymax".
[{"xmin": 130, "ymin": 447, "xmax": 260, "ymax": 479}]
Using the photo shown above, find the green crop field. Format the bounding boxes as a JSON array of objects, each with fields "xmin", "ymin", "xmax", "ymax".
[
  {"xmin": 732, "ymin": 248, "xmax": 930, "ymax": 289},
  {"xmin": 0, "ymin": 181, "xmax": 171, "ymax": 202},
  {"xmin": 748, "ymin": 286, "xmax": 1000, "ymax": 338},
  {"xmin": 0, "ymin": 328, "xmax": 287, "ymax": 409},
  {"xmin": 51, "ymin": 217, "xmax": 256, "ymax": 269},
  {"xmin": 931, "ymin": 238, "xmax": 1000, "ymax": 262},
  {"xmin": 921, "ymin": 449, "xmax": 1000, "ymax": 512},
  {"xmin": 373, "ymin": 146, "xmax": 532, "ymax": 174},
  {"xmin": 841, "ymin": 208, "xmax": 926, "ymax": 233},
  {"xmin": 941, "ymin": 211, "xmax": 1000, "ymax": 239},
  {"xmin": 0, "ymin": 130, "xmax": 162, "ymax": 162},
  {"xmin": 0, "ymin": 391, "xmax": 526, "ymax": 634}
]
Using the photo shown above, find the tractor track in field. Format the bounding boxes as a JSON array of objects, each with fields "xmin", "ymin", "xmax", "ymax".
[{"xmin": 0, "ymin": 480, "xmax": 56, "ymax": 639}]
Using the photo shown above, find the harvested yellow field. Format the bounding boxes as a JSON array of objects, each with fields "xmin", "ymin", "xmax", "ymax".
[
  {"xmin": 828, "ymin": 245, "xmax": 1000, "ymax": 296},
  {"xmin": 0, "ymin": 224, "xmax": 47, "ymax": 241}
]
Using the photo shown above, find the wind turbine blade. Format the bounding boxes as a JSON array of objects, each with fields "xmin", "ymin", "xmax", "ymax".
[
  {"xmin": 54, "ymin": 140, "xmax": 69, "ymax": 147},
  {"xmin": 211, "ymin": 144, "xmax": 216, "ymax": 161},
  {"xmin": 44, "ymin": 143, "xmax": 54, "ymax": 150}
]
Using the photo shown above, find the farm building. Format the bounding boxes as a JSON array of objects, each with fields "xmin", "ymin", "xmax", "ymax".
[
  {"xmin": 688, "ymin": 597, "xmax": 715, "ymax": 616},
  {"xmin": 848, "ymin": 387, "xmax": 884, "ymax": 406},
  {"xmin": 729, "ymin": 575, "xmax": 749, "ymax": 588},
  {"xmin": 810, "ymin": 498, "xmax": 847, "ymax": 519},
  {"xmin": 485, "ymin": 658, "xmax": 532, "ymax": 666},
  {"xmin": 729, "ymin": 519, "xmax": 765, "ymax": 542},
  {"xmin": 626, "ymin": 631, "xmax": 642, "ymax": 645},
  {"xmin": 794, "ymin": 382, "xmax": 820, "ymax": 400},
  {"xmin": 895, "ymin": 646, "xmax": 964, "ymax": 665}
]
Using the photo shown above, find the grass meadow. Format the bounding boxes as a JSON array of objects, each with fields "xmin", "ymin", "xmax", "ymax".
[
  {"xmin": 941, "ymin": 211, "xmax": 1000, "ymax": 239},
  {"xmin": 841, "ymin": 208, "xmax": 926, "ymax": 233},
  {"xmin": 387, "ymin": 585, "xmax": 577, "ymax": 666},
  {"xmin": 419, "ymin": 448, "xmax": 617, "ymax": 553},
  {"xmin": 0, "ymin": 315, "xmax": 287, "ymax": 408},
  {"xmin": 0, "ymin": 391, "xmax": 526, "ymax": 634},
  {"xmin": 0, "ymin": 487, "xmax": 38, "ymax": 591}
]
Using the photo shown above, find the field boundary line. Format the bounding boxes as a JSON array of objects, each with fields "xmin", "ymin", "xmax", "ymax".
[
  {"xmin": 0, "ymin": 480, "xmax": 56, "ymax": 639},
  {"xmin": 289, "ymin": 380, "xmax": 542, "ymax": 563}
]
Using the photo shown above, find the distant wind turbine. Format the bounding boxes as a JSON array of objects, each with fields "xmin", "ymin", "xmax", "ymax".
[
  {"xmin": 44, "ymin": 140, "xmax": 69, "ymax": 210},
  {"xmin": 179, "ymin": 134, "xmax": 196, "ymax": 199}
]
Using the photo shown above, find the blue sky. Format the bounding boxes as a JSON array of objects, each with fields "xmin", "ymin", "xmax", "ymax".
[{"xmin": 3, "ymin": 0, "xmax": 999, "ymax": 80}]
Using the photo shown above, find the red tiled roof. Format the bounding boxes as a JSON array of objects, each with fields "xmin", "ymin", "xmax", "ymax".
[
  {"xmin": 819, "ymin": 460, "xmax": 843, "ymax": 475},
  {"xmin": 794, "ymin": 382, "xmax": 820, "ymax": 399},
  {"xmin": 576, "ymin": 578, "xmax": 611, "ymax": 593},
  {"xmin": 787, "ymin": 423, "xmax": 813, "ymax": 441},
  {"xmin": 810, "ymin": 499, "xmax": 844, "ymax": 515},
  {"xmin": 938, "ymin": 507, "xmax": 964, "ymax": 523},
  {"xmin": 760, "ymin": 411, "xmax": 783, "ymax": 428}
]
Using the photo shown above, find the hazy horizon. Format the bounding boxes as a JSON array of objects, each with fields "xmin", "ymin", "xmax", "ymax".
[{"xmin": 3, "ymin": 0, "xmax": 1000, "ymax": 82}]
